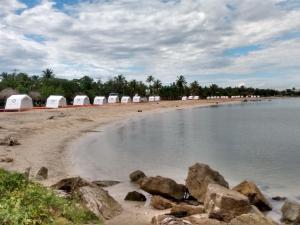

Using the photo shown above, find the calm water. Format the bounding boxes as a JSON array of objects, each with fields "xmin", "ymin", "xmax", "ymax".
[{"xmin": 72, "ymin": 98, "xmax": 300, "ymax": 201}]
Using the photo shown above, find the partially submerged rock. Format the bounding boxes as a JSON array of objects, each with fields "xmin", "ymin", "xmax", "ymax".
[
  {"xmin": 186, "ymin": 163, "xmax": 229, "ymax": 202},
  {"xmin": 79, "ymin": 185, "xmax": 122, "ymax": 220},
  {"xmin": 281, "ymin": 200, "xmax": 300, "ymax": 224},
  {"xmin": 92, "ymin": 180, "xmax": 120, "ymax": 188},
  {"xmin": 0, "ymin": 136, "xmax": 20, "ymax": 146},
  {"xmin": 124, "ymin": 191, "xmax": 146, "ymax": 201},
  {"xmin": 204, "ymin": 183, "xmax": 251, "ymax": 222},
  {"xmin": 272, "ymin": 196, "xmax": 287, "ymax": 201},
  {"xmin": 129, "ymin": 170, "xmax": 146, "ymax": 183},
  {"xmin": 51, "ymin": 177, "xmax": 90, "ymax": 194},
  {"xmin": 232, "ymin": 180, "xmax": 272, "ymax": 211},
  {"xmin": 171, "ymin": 203, "xmax": 205, "ymax": 216},
  {"xmin": 141, "ymin": 176, "xmax": 186, "ymax": 200},
  {"xmin": 36, "ymin": 167, "xmax": 48, "ymax": 180},
  {"xmin": 151, "ymin": 195, "xmax": 175, "ymax": 210},
  {"xmin": 229, "ymin": 213, "xmax": 278, "ymax": 225}
]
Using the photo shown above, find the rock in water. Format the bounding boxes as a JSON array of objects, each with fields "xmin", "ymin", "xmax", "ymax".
[
  {"xmin": 281, "ymin": 200, "xmax": 300, "ymax": 224},
  {"xmin": 232, "ymin": 180, "xmax": 272, "ymax": 211},
  {"xmin": 204, "ymin": 183, "xmax": 251, "ymax": 222},
  {"xmin": 124, "ymin": 191, "xmax": 146, "ymax": 201},
  {"xmin": 185, "ymin": 163, "xmax": 229, "ymax": 203},
  {"xmin": 79, "ymin": 186, "xmax": 122, "ymax": 220},
  {"xmin": 36, "ymin": 167, "xmax": 48, "ymax": 180},
  {"xmin": 52, "ymin": 177, "xmax": 91, "ymax": 194},
  {"xmin": 171, "ymin": 203, "xmax": 205, "ymax": 216},
  {"xmin": 151, "ymin": 215, "xmax": 192, "ymax": 225},
  {"xmin": 140, "ymin": 176, "xmax": 186, "ymax": 200},
  {"xmin": 229, "ymin": 213, "xmax": 278, "ymax": 225},
  {"xmin": 129, "ymin": 170, "xmax": 146, "ymax": 183},
  {"xmin": 92, "ymin": 180, "xmax": 120, "ymax": 188},
  {"xmin": 151, "ymin": 195, "xmax": 174, "ymax": 210}
]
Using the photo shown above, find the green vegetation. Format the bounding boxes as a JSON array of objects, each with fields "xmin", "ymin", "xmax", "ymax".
[
  {"xmin": 0, "ymin": 169, "xmax": 102, "ymax": 225},
  {"xmin": 0, "ymin": 69, "xmax": 297, "ymax": 107}
]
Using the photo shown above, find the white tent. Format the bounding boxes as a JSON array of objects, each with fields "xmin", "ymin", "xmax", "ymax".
[
  {"xmin": 46, "ymin": 95, "xmax": 67, "ymax": 108},
  {"xmin": 133, "ymin": 95, "xmax": 141, "ymax": 103},
  {"xmin": 154, "ymin": 96, "xmax": 161, "ymax": 101},
  {"xmin": 194, "ymin": 96, "xmax": 199, "ymax": 100},
  {"xmin": 108, "ymin": 95, "xmax": 119, "ymax": 104},
  {"xmin": 5, "ymin": 94, "xmax": 33, "ymax": 110},
  {"xmin": 73, "ymin": 95, "xmax": 90, "ymax": 106},
  {"xmin": 121, "ymin": 96, "xmax": 132, "ymax": 103},
  {"xmin": 182, "ymin": 96, "xmax": 187, "ymax": 101},
  {"xmin": 188, "ymin": 96, "xmax": 194, "ymax": 100},
  {"xmin": 149, "ymin": 96, "xmax": 155, "ymax": 102},
  {"xmin": 93, "ymin": 96, "xmax": 107, "ymax": 105}
]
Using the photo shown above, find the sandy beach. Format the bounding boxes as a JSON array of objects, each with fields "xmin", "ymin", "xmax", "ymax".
[{"xmin": 0, "ymin": 99, "xmax": 242, "ymax": 224}]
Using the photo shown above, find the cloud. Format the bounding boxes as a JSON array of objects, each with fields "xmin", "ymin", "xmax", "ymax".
[{"xmin": 0, "ymin": 0, "xmax": 299, "ymax": 88}]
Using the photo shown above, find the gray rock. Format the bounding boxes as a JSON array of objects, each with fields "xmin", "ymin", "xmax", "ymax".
[
  {"xmin": 281, "ymin": 201, "xmax": 300, "ymax": 224},
  {"xmin": 129, "ymin": 170, "xmax": 146, "ymax": 183},
  {"xmin": 36, "ymin": 167, "xmax": 48, "ymax": 180},
  {"xmin": 124, "ymin": 191, "xmax": 146, "ymax": 201},
  {"xmin": 92, "ymin": 180, "xmax": 120, "ymax": 188}
]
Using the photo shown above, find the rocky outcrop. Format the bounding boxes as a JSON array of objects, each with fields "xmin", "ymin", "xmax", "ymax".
[
  {"xmin": 141, "ymin": 176, "xmax": 186, "ymax": 200},
  {"xmin": 78, "ymin": 185, "xmax": 122, "ymax": 220},
  {"xmin": 204, "ymin": 183, "xmax": 251, "ymax": 222},
  {"xmin": 129, "ymin": 170, "xmax": 146, "ymax": 183},
  {"xmin": 124, "ymin": 191, "xmax": 146, "ymax": 201},
  {"xmin": 185, "ymin": 163, "xmax": 229, "ymax": 202},
  {"xmin": 232, "ymin": 180, "xmax": 272, "ymax": 211},
  {"xmin": 171, "ymin": 203, "xmax": 205, "ymax": 216},
  {"xmin": 151, "ymin": 195, "xmax": 174, "ymax": 210},
  {"xmin": 281, "ymin": 201, "xmax": 300, "ymax": 224},
  {"xmin": 229, "ymin": 213, "xmax": 278, "ymax": 225},
  {"xmin": 52, "ymin": 177, "xmax": 123, "ymax": 220},
  {"xmin": 36, "ymin": 167, "xmax": 48, "ymax": 180},
  {"xmin": 151, "ymin": 215, "xmax": 192, "ymax": 225}
]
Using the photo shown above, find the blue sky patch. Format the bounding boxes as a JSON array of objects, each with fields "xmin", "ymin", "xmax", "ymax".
[
  {"xmin": 24, "ymin": 34, "xmax": 46, "ymax": 43},
  {"xmin": 223, "ymin": 45, "xmax": 262, "ymax": 57},
  {"xmin": 19, "ymin": 0, "xmax": 83, "ymax": 10}
]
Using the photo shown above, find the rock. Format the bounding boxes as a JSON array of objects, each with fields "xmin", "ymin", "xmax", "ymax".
[
  {"xmin": 129, "ymin": 170, "xmax": 146, "ymax": 183},
  {"xmin": 92, "ymin": 180, "xmax": 120, "ymax": 188},
  {"xmin": 124, "ymin": 191, "xmax": 146, "ymax": 201},
  {"xmin": 52, "ymin": 177, "xmax": 90, "ymax": 194},
  {"xmin": 229, "ymin": 213, "xmax": 278, "ymax": 225},
  {"xmin": 151, "ymin": 195, "xmax": 175, "ymax": 210},
  {"xmin": 171, "ymin": 203, "xmax": 205, "ymax": 216},
  {"xmin": 54, "ymin": 189, "xmax": 70, "ymax": 199},
  {"xmin": 137, "ymin": 110, "xmax": 143, "ymax": 112},
  {"xmin": 151, "ymin": 215, "xmax": 192, "ymax": 225},
  {"xmin": 185, "ymin": 163, "xmax": 229, "ymax": 202},
  {"xmin": 272, "ymin": 196, "xmax": 287, "ymax": 201},
  {"xmin": 141, "ymin": 176, "xmax": 186, "ymax": 200},
  {"xmin": 0, "ymin": 157, "xmax": 14, "ymax": 162},
  {"xmin": 232, "ymin": 180, "xmax": 272, "ymax": 211},
  {"xmin": 281, "ymin": 200, "xmax": 300, "ymax": 224},
  {"xmin": 204, "ymin": 183, "xmax": 251, "ymax": 222},
  {"xmin": 0, "ymin": 136, "xmax": 20, "ymax": 146},
  {"xmin": 185, "ymin": 214, "xmax": 227, "ymax": 225},
  {"xmin": 36, "ymin": 167, "xmax": 48, "ymax": 180},
  {"xmin": 78, "ymin": 185, "xmax": 122, "ymax": 220}
]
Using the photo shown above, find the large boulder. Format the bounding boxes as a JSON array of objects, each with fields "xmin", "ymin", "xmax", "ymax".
[
  {"xmin": 281, "ymin": 200, "xmax": 300, "ymax": 224},
  {"xmin": 232, "ymin": 180, "xmax": 272, "ymax": 211},
  {"xmin": 151, "ymin": 195, "xmax": 175, "ymax": 210},
  {"xmin": 185, "ymin": 163, "xmax": 229, "ymax": 202},
  {"xmin": 129, "ymin": 170, "xmax": 146, "ymax": 183},
  {"xmin": 204, "ymin": 183, "xmax": 251, "ymax": 222},
  {"xmin": 229, "ymin": 213, "xmax": 278, "ymax": 225},
  {"xmin": 78, "ymin": 185, "xmax": 122, "ymax": 220},
  {"xmin": 124, "ymin": 191, "xmax": 146, "ymax": 201},
  {"xmin": 171, "ymin": 203, "xmax": 205, "ymax": 216},
  {"xmin": 151, "ymin": 215, "xmax": 192, "ymax": 225},
  {"xmin": 141, "ymin": 176, "xmax": 186, "ymax": 200}
]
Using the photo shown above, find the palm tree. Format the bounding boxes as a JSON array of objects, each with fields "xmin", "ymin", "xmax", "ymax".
[
  {"xmin": 146, "ymin": 75, "xmax": 155, "ymax": 95},
  {"xmin": 176, "ymin": 75, "xmax": 187, "ymax": 96},
  {"xmin": 153, "ymin": 79, "xmax": 162, "ymax": 95},
  {"xmin": 190, "ymin": 81, "xmax": 199, "ymax": 95},
  {"xmin": 42, "ymin": 68, "xmax": 55, "ymax": 79}
]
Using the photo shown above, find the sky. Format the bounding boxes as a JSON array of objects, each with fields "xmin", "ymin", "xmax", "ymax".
[{"xmin": 0, "ymin": 0, "xmax": 300, "ymax": 89}]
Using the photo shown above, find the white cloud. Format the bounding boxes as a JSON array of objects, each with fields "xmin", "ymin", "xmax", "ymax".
[{"xmin": 0, "ymin": 0, "xmax": 299, "ymax": 88}]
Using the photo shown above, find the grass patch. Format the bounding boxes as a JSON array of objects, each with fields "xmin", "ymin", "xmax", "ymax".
[{"xmin": 0, "ymin": 169, "xmax": 102, "ymax": 225}]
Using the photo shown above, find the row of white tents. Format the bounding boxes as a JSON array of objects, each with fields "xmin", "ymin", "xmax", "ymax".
[
  {"xmin": 181, "ymin": 96, "xmax": 200, "ymax": 101},
  {"xmin": 4, "ymin": 94, "xmax": 161, "ymax": 110}
]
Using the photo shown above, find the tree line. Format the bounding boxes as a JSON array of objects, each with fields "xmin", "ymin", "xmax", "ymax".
[{"xmin": 0, "ymin": 69, "xmax": 298, "ymax": 106}]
